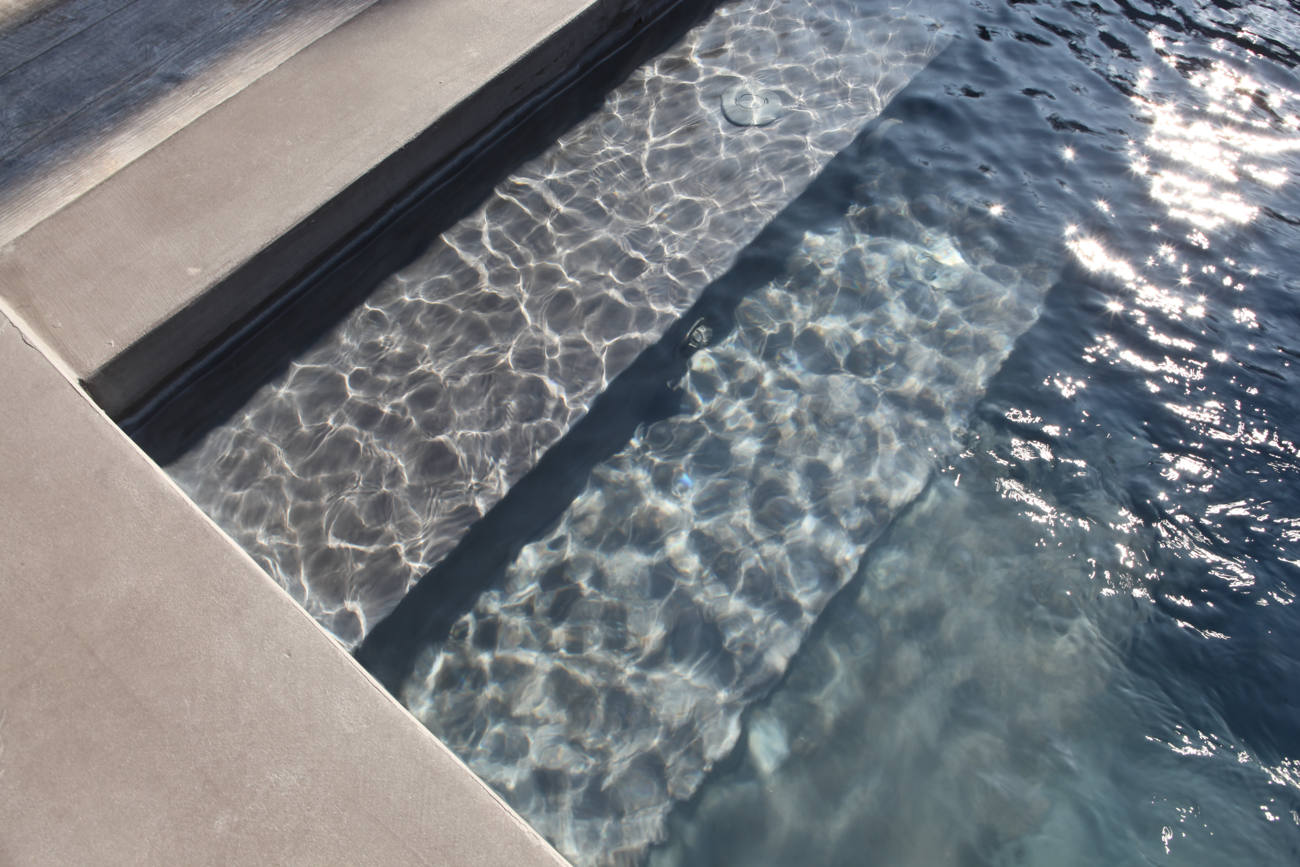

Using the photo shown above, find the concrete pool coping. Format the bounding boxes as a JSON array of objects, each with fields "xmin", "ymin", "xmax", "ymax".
[{"xmin": 0, "ymin": 0, "xmax": 689, "ymax": 419}]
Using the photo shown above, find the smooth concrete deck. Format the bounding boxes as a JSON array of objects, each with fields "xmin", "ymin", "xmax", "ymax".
[
  {"xmin": 0, "ymin": 0, "xmax": 686, "ymax": 859},
  {"xmin": 0, "ymin": 0, "xmax": 671, "ymax": 417},
  {"xmin": 0, "ymin": 310, "xmax": 568, "ymax": 865}
]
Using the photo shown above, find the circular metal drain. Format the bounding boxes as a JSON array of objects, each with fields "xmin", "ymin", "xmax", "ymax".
[
  {"xmin": 721, "ymin": 82, "xmax": 790, "ymax": 127},
  {"xmin": 681, "ymin": 317, "xmax": 714, "ymax": 355}
]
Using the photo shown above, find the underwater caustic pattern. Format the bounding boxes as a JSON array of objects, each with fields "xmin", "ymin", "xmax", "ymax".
[
  {"xmin": 652, "ymin": 416, "xmax": 1300, "ymax": 866},
  {"xmin": 403, "ymin": 182, "xmax": 1055, "ymax": 861},
  {"xmin": 401, "ymin": 0, "xmax": 1300, "ymax": 858},
  {"xmin": 649, "ymin": 465, "xmax": 1143, "ymax": 867},
  {"xmin": 655, "ymin": 0, "xmax": 1300, "ymax": 862},
  {"xmin": 164, "ymin": 0, "xmax": 947, "ymax": 643}
]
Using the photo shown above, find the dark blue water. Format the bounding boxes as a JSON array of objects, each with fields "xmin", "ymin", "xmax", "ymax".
[{"xmin": 648, "ymin": 0, "xmax": 1300, "ymax": 863}]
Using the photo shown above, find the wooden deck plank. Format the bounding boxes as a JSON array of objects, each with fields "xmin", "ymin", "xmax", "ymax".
[
  {"xmin": 1, "ymin": 0, "xmax": 321, "ymax": 158},
  {"xmin": 0, "ymin": 0, "xmax": 137, "ymax": 76}
]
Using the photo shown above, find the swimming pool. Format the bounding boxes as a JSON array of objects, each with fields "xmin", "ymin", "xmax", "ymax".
[
  {"xmin": 650, "ymin": 2, "xmax": 1300, "ymax": 861},
  {"xmin": 154, "ymin": 0, "xmax": 945, "ymax": 645},
  {"xmin": 152, "ymin": 0, "xmax": 1300, "ymax": 863}
]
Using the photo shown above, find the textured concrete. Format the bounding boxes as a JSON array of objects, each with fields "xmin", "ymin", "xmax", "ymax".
[
  {"xmin": 0, "ymin": 311, "xmax": 567, "ymax": 865},
  {"xmin": 0, "ymin": 0, "xmax": 673, "ymax": 418}
]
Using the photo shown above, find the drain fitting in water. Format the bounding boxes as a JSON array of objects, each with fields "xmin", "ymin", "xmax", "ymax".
[{"xmin": 721, "ymin": 81, "xmax": 791, "ymax": 126}]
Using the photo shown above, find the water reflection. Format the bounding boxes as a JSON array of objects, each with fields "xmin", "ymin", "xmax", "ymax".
[
  {"xmin": 658, "ymin": 0, "xmax": 1300, "ymax": 862},
  {"xmin": 983, "ymin": 2, "xmax": 1300, "ymax": 852},
  {"xmin": 1134, "ymin": 43, "xmax": 1300, "ymax": 228}
]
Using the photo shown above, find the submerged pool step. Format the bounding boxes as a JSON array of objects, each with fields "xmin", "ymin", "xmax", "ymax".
[
  {"xmin": 0, "ymin": 310, "xmax": 568, "ymax": 866},
  {"xmin": 381, "ymin": 124, "xmax": 1058, "ymax": 862},
  {"xmin": 160, "ymin": 0, "xmax": 953, "ymax": 644}
]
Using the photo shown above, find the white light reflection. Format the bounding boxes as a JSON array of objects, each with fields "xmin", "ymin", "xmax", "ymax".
[
  {"xmin": 1000, "ymin": 27, "xmax": 1300, "ymax": 784},
  {"xmin": 1127, "ymin": 59, "xmax": 1300, "ymax": 233}
]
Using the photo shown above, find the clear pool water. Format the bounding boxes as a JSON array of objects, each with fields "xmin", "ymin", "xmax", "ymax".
[
  {"xmin": 391, "ymin": 0, "xmax": 1300, "ymax": 861},
  {"xmin": 162, "ymin": 0, "xmax": 1300, "ymax": 863},
  {"xmin": 653, "ymin": 1, "xmax": 1300, "ymax": 861},
  {"xmin": 160, "ymin": 0, "xmax": 945, "ymax": 643}
]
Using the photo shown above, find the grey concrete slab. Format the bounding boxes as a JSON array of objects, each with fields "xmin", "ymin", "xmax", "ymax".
[
  {"xmin": 0, "ymin": 0, "xmax": 675, "ymax": 418},
  {"xmin": 156, "ymin": 0, "xmax": 948, "ymax": 648},
  {"xmin": 0, "ymin": 311, "xmax": 568, "ymax": 865}
]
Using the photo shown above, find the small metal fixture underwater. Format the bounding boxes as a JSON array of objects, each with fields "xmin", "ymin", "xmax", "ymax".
[
  {"xmin": 721, "ymin": 81, "xmax": 791, "ymax": 126},
  {"xmin": 681, "ymin": 317, "xmax": 714, "ymax": 354}
]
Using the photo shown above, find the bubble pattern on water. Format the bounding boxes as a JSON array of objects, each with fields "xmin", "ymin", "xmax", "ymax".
[
  {"xmin": 402, "ymin": 189, "xmax": 1055, "ymax": 862},
  {"xmin": 165, "ymin": 0, "xmax": 948, "ymax": 644}
]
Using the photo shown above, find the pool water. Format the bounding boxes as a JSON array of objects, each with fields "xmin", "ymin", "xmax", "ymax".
[
  {"xmin": 391, "ymin": 0, "xmax": 1300, "ymax": 860},
  {"xmin": 650, "ymin": 1, "xmax": 1300, "ymax": 862},
  {"xmin": 159, "ymin": 0, "xmax": 1300, "ymax": 862},
  {"xmin": 159, "ymin": 0, "xmax": 946, "ymax": 643},
  {"xmin": 400, "ymin": 151, "xmax": 1055, "ymax": 857}
]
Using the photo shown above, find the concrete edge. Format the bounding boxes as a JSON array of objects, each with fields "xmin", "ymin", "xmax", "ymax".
[
  {"xmin": 122, "ymin": 364, "xmax": 573, "ymax": 867},
  {"xmin": 0, "ymin": 0, "xmax": 691, "ymax": 419}
]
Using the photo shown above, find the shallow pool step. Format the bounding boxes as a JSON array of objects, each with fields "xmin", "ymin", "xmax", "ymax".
[
  {"xmin": 162, "ymin": 0, "xmax": 953, "ymax": 644},
  {"xmin": 389, "ymin": 136, "xmax": 1056, "ymax": 862}
]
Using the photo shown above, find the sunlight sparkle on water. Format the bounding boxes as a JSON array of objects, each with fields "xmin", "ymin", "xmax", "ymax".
[{"xmin": 1129, "ymin": 60, "xmax": 1300, "ymax": 232}]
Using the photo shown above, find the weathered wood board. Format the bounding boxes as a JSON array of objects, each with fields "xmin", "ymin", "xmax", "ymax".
[{"xmin": 0, "ymin": 0, "xmax": 378, "ymax": 244}]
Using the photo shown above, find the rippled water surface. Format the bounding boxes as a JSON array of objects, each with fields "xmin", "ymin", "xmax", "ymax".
[
  {"xmin": 163, "ymin": 0, "xmax": 945, "ymax": 643},
  {"xmin": 646, "ymin": 0, "xmax": 1300, "ymax": 863},
  {"xmin": 165, "ymin": 0, "xmax": 1300, "ymax": 862}
]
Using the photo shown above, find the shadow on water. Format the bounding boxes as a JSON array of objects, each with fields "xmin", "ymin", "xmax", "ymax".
[
  {"xmin": 355, "ymin": 109, "xmax": 916, "ymax": 692},
  {"xmin": 125, "ymin": 0, "xmax": 719, "ymax": 458}
]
